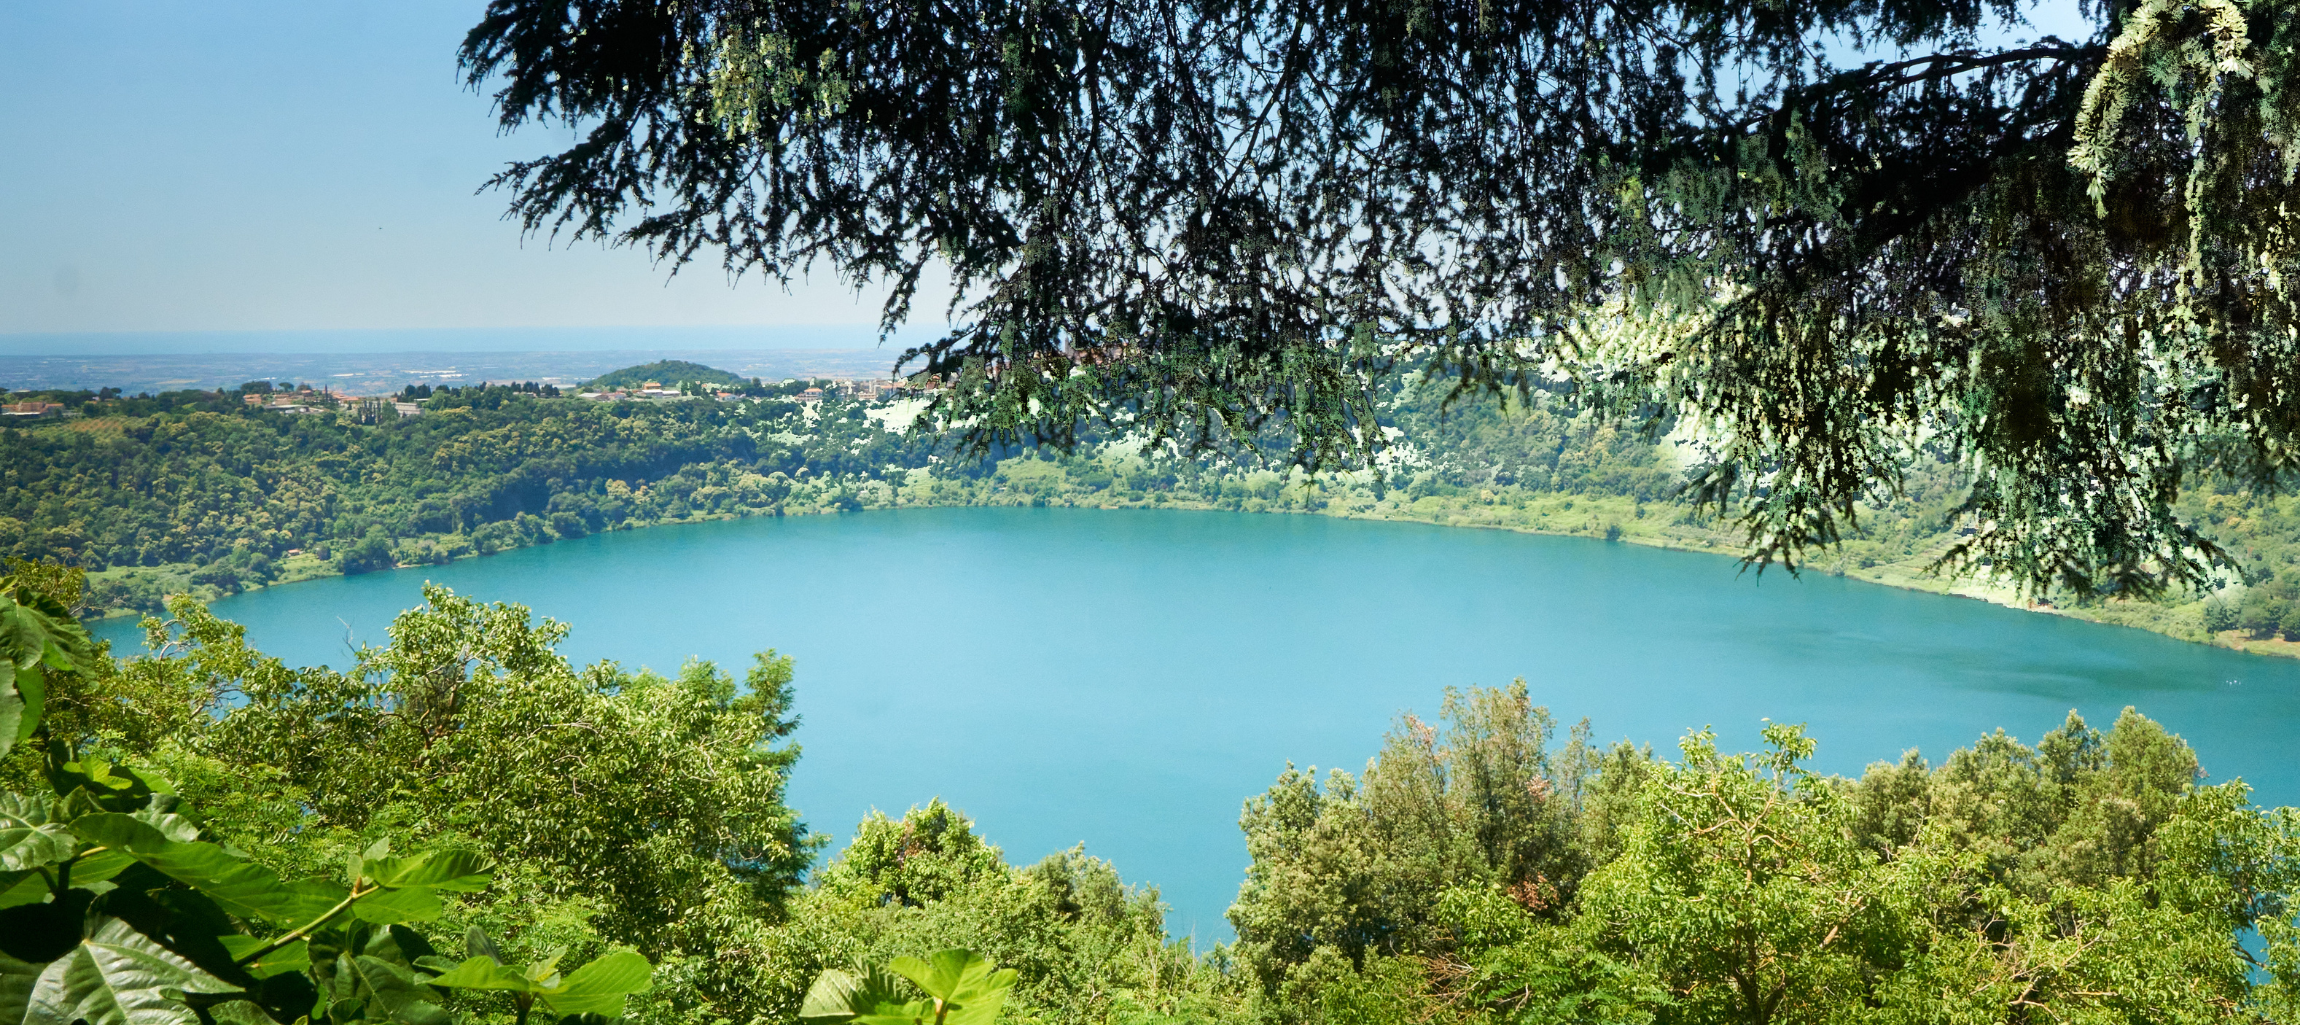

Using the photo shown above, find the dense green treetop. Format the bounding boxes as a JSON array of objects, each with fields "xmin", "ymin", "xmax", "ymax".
[
  {"xmin": 1236, "ymin": 685, "xmax": 2300, "ymax": 1025},
  {"xmin": 585, "ymin": 361, "xmax": 750, "ymax": 391},
  {"xmin": 460, "ymin": 0, "xmax": 2300, "ymax": 596}
]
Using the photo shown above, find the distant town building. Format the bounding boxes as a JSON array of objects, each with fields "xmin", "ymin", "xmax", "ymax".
[
  {"xmin": 1, "ymin": 401, "xmax": 64, "ymax": 420},
  {"xmin": 348, "ymin": 396, "xmax": 396, "ymax": 423},
  {"xmin": 796, "ymin": 387, "xmax": 825, "ymax": 405},
  {"xmin": 391, "ymin": 402, "xmax": 422, "ymax": 418}
]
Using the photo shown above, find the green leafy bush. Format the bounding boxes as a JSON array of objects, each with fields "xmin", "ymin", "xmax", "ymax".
[
  {"xmin": 0, "ymin": 572, "xmax": 652, "ymax": 1025},
  {"xmin": 799, "ymin": 950, "xmax": 1017, "ymax": 1025}
]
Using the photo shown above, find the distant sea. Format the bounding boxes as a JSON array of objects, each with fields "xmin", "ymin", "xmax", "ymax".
[{"xmin": 0, "ymin": 326, "xmax": 935, "ymax": 394}]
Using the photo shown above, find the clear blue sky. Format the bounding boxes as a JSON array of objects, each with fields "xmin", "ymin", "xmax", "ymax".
[
  {"xmin": 2, "ymin": 2, "xmax": 2091, "ymax": 342},
  {"xmin": 0, "ymin": 2, "xmax": 903, "ymax": 338}
]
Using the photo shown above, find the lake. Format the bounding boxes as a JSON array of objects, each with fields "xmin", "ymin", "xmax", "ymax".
[{"xmin": 90, "ymin": 507, "xmax": 2300, "ymax": 939}]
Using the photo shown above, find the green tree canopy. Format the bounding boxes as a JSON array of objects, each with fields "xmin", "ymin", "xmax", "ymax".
[
  {"xmin": 585, "ymin": 361, "xmax": 748, "ymax": 392},
  {"xmin": 42, "ymin": 585, "xmax": 820, "ymax": 1023},
  {"xmin": 461, "ymin": 0, "xmax": 2300, "ymax": 595}
]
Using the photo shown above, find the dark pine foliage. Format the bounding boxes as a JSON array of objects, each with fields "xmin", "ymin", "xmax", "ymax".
[{"xmin": 459, "ymin": 0, "xmax": 2300, "ymax": 595}]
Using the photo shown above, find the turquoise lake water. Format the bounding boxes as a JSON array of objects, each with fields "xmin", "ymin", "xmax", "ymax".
[{"xmin": 89, "ymin": 507, "xmax": 2300, "ymax": 939}]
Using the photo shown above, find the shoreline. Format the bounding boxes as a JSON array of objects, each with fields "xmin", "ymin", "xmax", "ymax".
[{"xmin": 88, "ymin": 488, "xmax": 2300, "ymax": 664}]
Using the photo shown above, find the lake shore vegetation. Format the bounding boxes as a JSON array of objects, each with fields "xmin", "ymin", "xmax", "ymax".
[
  {"xmin": 6, "ymin": 566, "xmax": 2300, "ymax": 1024},
  {"xmin": 7, "ymin": 373, "xmax": 2300, "ymax": 659}
]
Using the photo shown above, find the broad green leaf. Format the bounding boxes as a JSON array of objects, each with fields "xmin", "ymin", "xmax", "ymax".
[
  {"xmin": 797, "ymin": 969, "xmax": 866, "ymax": 1023},
  {"xmin": 0, "ymin": 665, "xmax": 22, "ymax": 759},
  {"xmin": 68, "ymin": 848, "xmax": 138, "ymax": 889},
  {"xmin": 887, "ymin": 954, "xmax": 952, "ymax": 1002},
  {"xmin": 344, "ymin": 954, "xmax": 445, "ymax": 1025},
  {"xmin": 0, "ymin": 589, "xmax": 85, "ymax": 755},
  {"xmin": 884, "ymin": 951, "xmax": 1013, "ymax": 1025},
  {"xmin": 349, "ymin": 886, "xmax": 441, "ymax": 925},
  {"xmin": 427, "ymin": 951, "xmax": 651, "ymax": 1019},
  {"xmin": 536, "ymin": 952, "xmax": 650, "ymax": 1018},
  {"xmin": 887, "ymin": 950, "xmax": 986, "ymax": 1003},
  {"xmin": 345, "ymin": 839, "xmax": 383, "ymax": 894},
  {"xmin": 884, "ymin": 958, "xmax": 936, "ymax": 997},
  {"xmin": 0, "ymin": 870, "xmax": 45, "ymax": 910},
  {"xmin": 324, "ymin": 952, "xmax": 359, "ymax": 1004},
  {"xmin": 22, "ymin": 917, "xmax": 237, "ymax": 1025},
  {"xmin": 127, "ymin": 805, "xmax": 198, "ymax": 845},
  {"xmin": 0, "ymin": 598, "xmax": 89, "ymax": 679},
  {"xmin": 797, "ymin": 967, "xmax": 914, "ymax": 1024},
  {"xmin": 941, "ymin": 973, "xmax": 1016, "ymax": 1025},
  {"xmin": 203, "ymin": 1000, "xmax": 281, "ymax": 1025},
  {"xmin": 70, "ymin": 815, "xmax": 347, "ymax": 926},
  {"xmin": 218, "ymin": 937, "xmax": 312, "ymax": 980},
  {"xmin": 10, "ymin": 663, "xmax": 43, "ymax": 747},
  {"xmin": 521, "ymin": 950, "xmax": 564, "ymax": 984},
  {"xmin": 276, "ymin": 879, "xmax": 357, "ymax": 924},
  {"xmin": 1, "ymin": 950, "xmax": 40, "ymax": 1025},
  {"xmin": 420, "ymin": 957, "xmax": 530, "ymax": 993},
  {"xmin": 356, "ymin": 924, "xmax": 441, "ymax": 975},
  {"xmin": 0, "ymin": 793, "xmax": 76, "ymax": 872},
  {"xmin": 851, "ymin": 1005, "xmax": 939, "ymax": 1025},
  {"xmin": 52, "ymin": 758, "xmax": 174, "ymax": 816},
  {"xmin": 361, "ymin": 851, "xmax": 490, "ymax": 893}
]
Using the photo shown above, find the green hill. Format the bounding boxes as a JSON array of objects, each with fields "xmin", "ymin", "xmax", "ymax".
[{"xmin": 586, "ymin": 360, "xmax": 747, "ymax": 390}]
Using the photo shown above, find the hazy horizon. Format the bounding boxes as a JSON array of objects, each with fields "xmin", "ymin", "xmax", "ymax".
[
  {"xmin": 0, "ymin": 325, "xmax": 914, "ymax": 356},
  {"xmin": 1, "ymin": 3, "xmax": 950, "ymax": 339}
]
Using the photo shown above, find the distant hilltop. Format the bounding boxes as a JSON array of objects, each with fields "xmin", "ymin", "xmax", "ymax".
[{"xmin": 586, "ymin": 360, "xmax": 748, "ymax": 390}]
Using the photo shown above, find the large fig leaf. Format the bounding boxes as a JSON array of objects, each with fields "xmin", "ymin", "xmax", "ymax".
[
  {"xmin": 5, "ymin": 664, "xmax": 42, "ymax": 750},
  {"xmin": 0, "ymin": 793, "xmax": 76, "ymax": 873},
  {"xmin": 0, "ymin": 851, "xmax": 132, "ymax": 911},
  {"xmin": 348, "ymin": 887, "xmax": 441, "ymax": 926},
  {"xmin": 360, "ymin": 851, "xmax": 490, "ymax": 894},
  {"xmin": 52, "ymin": 759, "xmax": 173, "ymax": 817},
  {"xmin": 885, "ymin": 951, "xmax": 1015, "ymax": 1025},
  {"xmin": 797, "ymin": 966, "xmax": 916, "ymax": 1024},
  {"xmin": 0, "ymin": 663, "xmax": 23, "ymax": 760},
  {"xmin": 217, "ymin": 937, "xmax": 312, "ymax": 980},
  {"xmin": 343, "ymin": 954, "xmax": 445, "ymax": 1025},
  {"xmin": 22, "ymin": 917, "xmax": 238, "ymax": 1025},
  {"xmin": 70, "ymin": 815, "xmax": 346, "ymax": 926},
  {"xmin": 418, "ymin": 957, "xmax": 529, "ymax": 993},
  {"xmin": 0, "ymin": 588, "xmax": 87, "ymax": 757},
  {"xmin": 536, "ymin": 952, "xmax": 650, "ymax": 1018},
  {"xmin": 201, "ymin": 1000, "xmax": 281, "ymax": 1025},
  {"xmin": 1, "ymin": 950, "xmax": 40, "ymax": 1025},
  {"xmin": 0, "ymin": 871, "xmax": 43, "ymax": 911},
  {"xmin": 429, "ymin": 950, "xmax": 652, "ymax": 1019},
  {"xmin": 0, "ymin": 595, "xmax": 91, "ymax": 677}
]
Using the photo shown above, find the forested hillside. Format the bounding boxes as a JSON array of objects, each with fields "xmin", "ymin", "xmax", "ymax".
[
  {"xmin": 5, "ymin": 375, "xmax": 2300, "ymax": 655},
  {"xmin": 0, "ymin": 381, "xmax": 934, "ymax": 612},
  {"xmin": 6, "ymin": 566, "xmax": 2299, "ymax": 1025},
  {"xmin": 585, "ymin": 360, "xmax": 752, "ymax": 391}
]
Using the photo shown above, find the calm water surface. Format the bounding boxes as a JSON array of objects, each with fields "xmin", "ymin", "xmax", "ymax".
[{"xmin": 91, "ymin": 508, "xmax": 2300, "ymax": 938}]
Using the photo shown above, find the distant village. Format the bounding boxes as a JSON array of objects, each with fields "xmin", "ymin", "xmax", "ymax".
[
  {"xmin": 0, "ymin": 372, "xmax": 928, "ymax": 425},
  {"xmin": 574, "ymin": 376, "xmax": 921, "ymax": 405}
]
